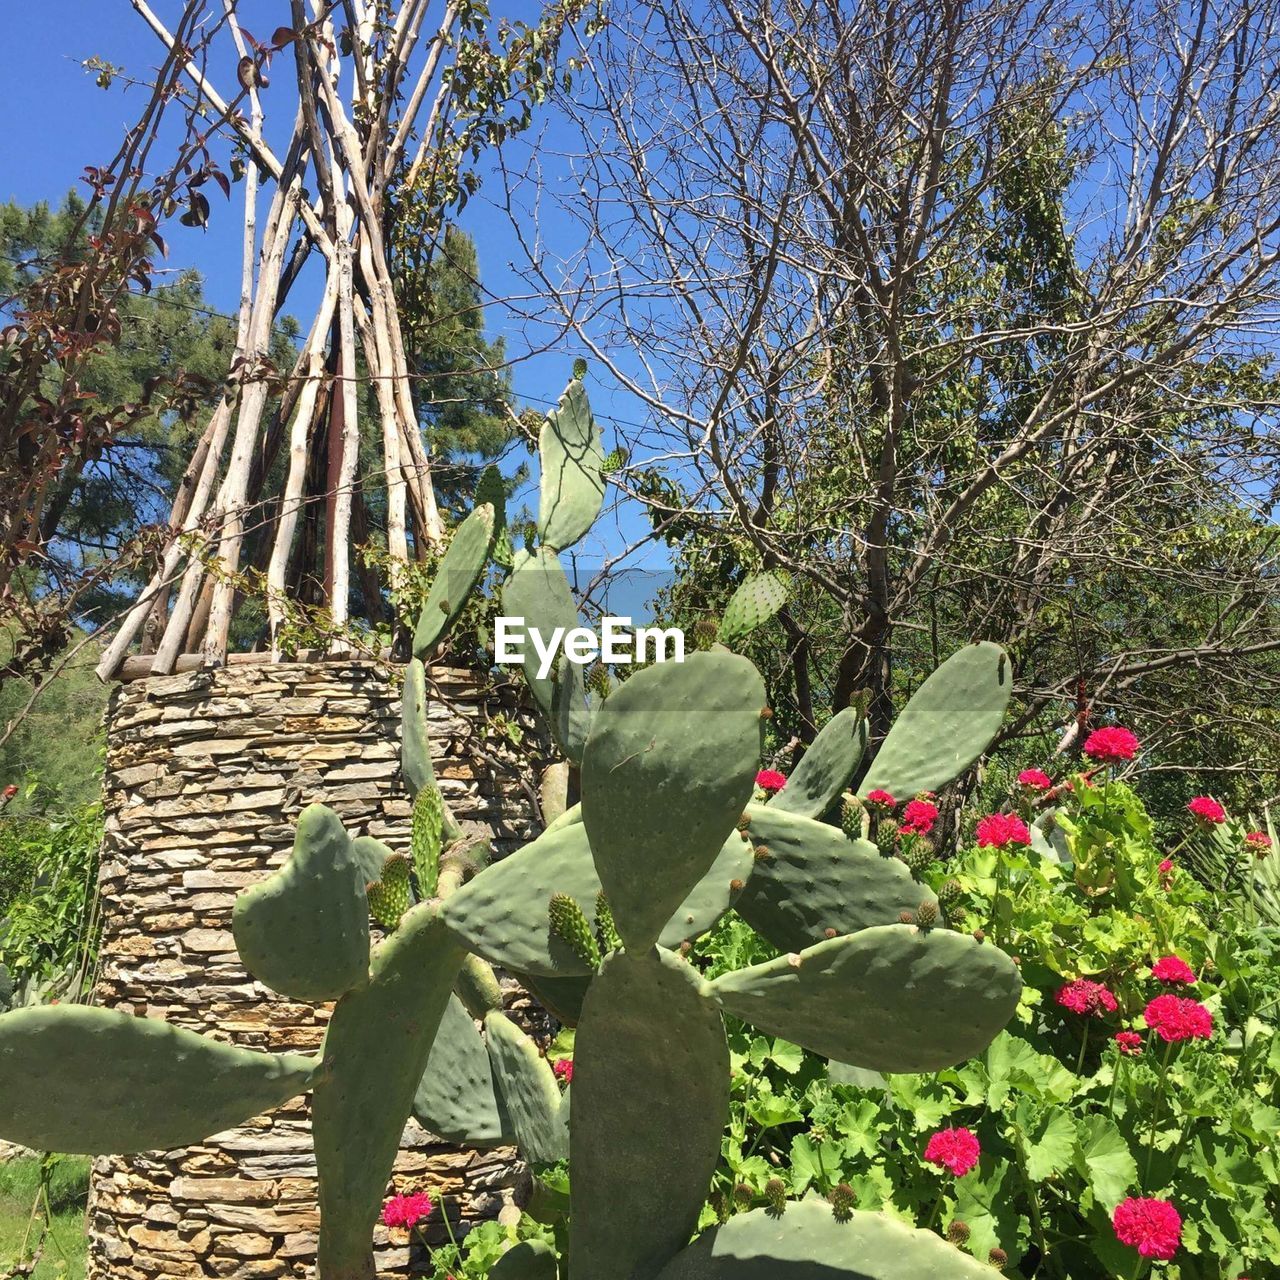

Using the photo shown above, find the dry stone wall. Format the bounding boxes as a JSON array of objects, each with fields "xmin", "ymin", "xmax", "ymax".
[{"xmin": 87, "ymin": 659, "xmax": 544, "ymax": 1280}]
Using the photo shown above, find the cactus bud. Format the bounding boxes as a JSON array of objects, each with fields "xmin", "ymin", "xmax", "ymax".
[
  {"xmin": 898, "ymin": 910, "xmax": 914, "ymax": 924},
  {"xmin": 693, "ymin": 618, "xmax": 718, "ymax": 650},
  {"xmin": 875, "ymin": 824, "xmax": 899, "ymax": 857},
  {"xmin": 729, "ymin": 878, "xmax": 745, "ymax": 893},
  {"xmin": 733, "ymin": 1181, "xmax": 753, "ymax": 1207},
  {"xmin": 594, "ymin": 891, "xmax": 623, "ymax": 954},
  {"xmin": 823, "ymin": 927, "xmax": 838, "ymax": 939},
  {"xmin": 988, "ymin": 1247, "xmax": 1008, "ymax": 1271},
  {"xmin": 915, "ymin": 901, "xmax": 937, "ymax": 929},
  {"xmin": 679, "ymin": 940, "xmax": 693, "ymax": 958},
  {"xmin": 840, "ymin": 794, "xmax": 863, "ymax": 838},
  {"xmin": 901, "ymin": 840, "xmax": 934, "ymax": 877},
  {"xmin": 939, "ymin": 878, "xmax": 962, "ymax": 903},
  {"xmin": 753, "ymin": 844, "xmax": 771, "ymax": 861},
  {"xmin": 367, "ymin": 854, "xmax": 412, "ymax": 929},
  {"xmin": 737, "ymin": 812, "xmax": 752, "ymax": 831},
  {"xmin": 972, "ymin": 928, "xmax": 985, "ymax": 943},
  {"xmin": 709, "ymin": 1189, "xmax": 730, "ymax": 1223},
  {"xmin": 759, "ymin": 706, "xmax": 773, "ymax": 720},
  {"xmin": 548, "ymin": 893, "xmax": 601, "ymax": 967},
  {"xmin": 946, "ymin": 1220, "xmax": 971, "ymax": 1246},
  {"xmin": 828, "ymin": 1182, "xmax": 856, "ymax": 1223},
  {"xmin": 950, "ymin": 905, "xmax": 968, "ymax": 924},
  {"xmin": 764, "ymin": 1177, "xmax": 786, "ymax": 1218}
]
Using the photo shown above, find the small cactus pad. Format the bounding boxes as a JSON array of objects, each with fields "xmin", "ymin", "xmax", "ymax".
[
  {"xmin": 412, "ymin": 994, "xmax": 510, "ymax": 1147},
  {"xmin": 439, "ymin": 823, "xmax": 602, "ymax": 976},
  {"xmin": 551, "ymin": 653, "xmax": 593, "ymax": 768},
  {"xmin": 716, "ymin": 571, "xmax": 790, "ymax": 646},
  {"xmin": 400, "ymin": 658, "xmax": 436, "ymax": 799},
  {"xmin": 709, "ymin": 925, "xmax": 1022, "ymax": 1073},
  {"xmin": 490, "ymin": 1239, "xmax": 558, "ymax": 1280},
  {"xmin": 733, "ymin": 806, "xmax": 936, "ymax": 953},
  {"xmin": 411, "ymin": 785, "xmax": 444, "ymax": 897},
  {"xmin": 653, "ymin": 1201, "xmax": 995, "ymax": 1279},
  {"xmin": 474, "ymin": 463, "xmax": 508, "ymax": 529},
  {"xmin": 313, "ymin": 904, "xmax": 464, "ymax": 1276},
  {"xmin": 501, "ymin": 546, "xmax": 583, "ymax": 731},
  {"xmin": 581, "ymin": 650, "xmax": 765, "ymax": 950},
  {"xmin": 485, "ymin": 1009, "xmax": 569, "ymax": 1164},
  {"xmin": 537, "ymin": 377, "xmax": 606, "ymax": 551},
  {"xmin": 658, "ymin": 832, "xmax": 755, "ymax": 949},
  {"xmin": 570, "ymin": 947, "xmax": 729, "ymax": 1280},
  {"xmin": 366, "ymin": 854, "xmax": 414, "ymax": 930},
  {"xmin": 232, "ymin": 803, "xmax": 369, "ymax": 1002},
  {"xmin": 767, "ymin": 707, "xmax": 868, "ymax": 820},
  {"xmin": 0, "ymin": 1005, "xmax": 319, "ymax": 1154},
  {"xmin": 860, "ymin": 642, "xmax": 1012, "ymax": 799},
  {"xmin": 412, "ymin": 502, "xmax": 497, "ymax": 659}
]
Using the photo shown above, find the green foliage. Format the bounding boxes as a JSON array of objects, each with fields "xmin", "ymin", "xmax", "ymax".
[{"xmin": 0, "ymin": 1155, "xmax": 90, "ymax": 1280}]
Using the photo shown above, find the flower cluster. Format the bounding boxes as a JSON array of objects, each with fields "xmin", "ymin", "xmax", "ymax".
[
  {"xmin": 923, "ymin": 1126, "xmax": 981, "ymax": 1177},
  {"xmin": 1112, "ymin": 1196, "xmax": 1182, "ymax": 1261},
  {"xmin": 975, "ymin": 812, "xmax": 1031, "ymax": 849},
  {"xmin": 1113, "ymin": 1030, "xmax": 1144, "ymax": 1056},
  {"xmin": 899, "ymin": 798, "xmax": 938, "ymax": 836},
  {"xmin": 1056, "ymin": 978, "xmax": 1118, "ymax": 1017},
  {"xmin": 1082, "ymin": 725, "xmax": 1139, "ymax": 764},
  {"xmin": 1187, "ymin": 794, "xmax": 1226, "ymax": 824},
  {"xmin": 1245, "ymin": 830, "xmax": 1273, "ymax": 856},
  {"xmin": 755, "ymin": 769, "xmax": 787, "ymax": 794},
  {"xmin": 1143, "ymin": 994, "xmax": 1213, "ymax": 1043},
  {"xmin": 381, "ymin": 1190, "xmax": 434, "ymax": 1230},
  {"xmin": 865, "ymin": 788, "xmax": 896, "ymax": 808},
  {"xmin": 1017, "ymin": 768, "xmax": 1053, "ymax": 791},
  {"xmin": 1151, "ymin": 955, "xmax": 1196, "ymax": 985},
  {"xmin": 553, "ymin": 1057, "xmax": 574, "ymax": 1083}
]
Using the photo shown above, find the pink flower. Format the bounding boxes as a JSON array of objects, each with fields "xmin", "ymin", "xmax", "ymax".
[
  {"xmin": 975, "ymin": 812, "xmax": 1031, "ymax": 849},
  {"xmin": 382, "ymin": 1190, "xmax": 434, "ymax": 1230},
  {"xmin": 1114, "ymin": 1031, "xmax": 1144, "ymax": 1056},
  {"xmin": 553, "ymin": 1057, "xmax": 574, "ymax": 1083},
  {"xmin": 1245, "ymin": 831, "xmax": 1272, "ymax": 855},
  {"xmin": 1151, "ymin": 956, "xmax": 1196, "ymax": 985},
  {"xmin": 755, "ymin": 769, "xmax": 787, "ymax": 793},
  {"xmin": 1, "ymin": 784, "xmax": 16, "ymax": 800},
  {"xmin": 1144, "ymin": 994, "xmax": 1213, "ymax": 1043},
  {"xmin": 1056, "ymin": 978, "xmax": 1118, "ymax": 1017},
  {"xmin": 1158, "ymin": 858, "xmax": 1174, "ymax": 875},
  {"xmin": 865, "ymin": 789, "xmax": 897, "ymax": 808},
  {"xmin": 1187, "ymin": 795, "xmax": 1226, "ymax": 824},
  {"xmin": 1112, "ymin": 1197, "xmax": 1182, "ymax": 1261},
  {"xmin": 1017, "ymin": 769, "xmax": 1053, "ymax": 791},
  {"xmin": 899, "ymin": 798, "xmax": 939, "ymax": 836},
  {"xmin": 923, "ymin": 1127, "xmax": 981, "ymax": 1177},
  {"xmin": 1082, "ymin": 726, "xmax": 1140, "ymax": 764}
]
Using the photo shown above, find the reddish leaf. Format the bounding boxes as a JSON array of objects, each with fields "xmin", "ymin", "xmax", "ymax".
[{"xmin": 271, "ymin": 25, "xmax": 296, "ymax": 47}]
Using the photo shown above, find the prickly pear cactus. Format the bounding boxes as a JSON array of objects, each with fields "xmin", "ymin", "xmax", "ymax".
[{"xmin": 0, "ymin": 373, "xmax": 1024, "ymax": 1280}]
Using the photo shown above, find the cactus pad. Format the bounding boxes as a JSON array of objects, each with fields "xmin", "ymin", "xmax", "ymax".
[
  {"xmin": 412, "ymin": 994, "xmax": 510, "ymax": 1147},
  {"xmin": 485, "ymin": 1009, "xmax": 569, "ymax": 1164},
  {"xmin": 313, "ymin": 903, "xmax": 464, "ymax": 1275},
  {"xmin": 400, "ymin": 657, "xmax": 437, "ymax": 800},
  {"xmin": 440, "ymin": 823, "xmax": 602, "ymax": 976},
  {"xmin": 475, "ymin": 463, "xmax": 508, "ymax": 529},
  {"xmin": 551, "ymin": 654, "xmax": 593, "ymax": 767},
  {"xmin": 490, "ymin": 1239, "xmax": 558, "ymax": 1280},
  {"xmin": 733, "ymin": 806, "xmax": 936, "ymax": 953},
  {"xmin": 0, "ymin": 1005, "xmax": 319, "ymax": 1154},
  {"xmin": 709, "ymin": 925, "xmax": 1022, "ymax": 1073},
  {"xmin": 767, "ymin": 707, "xmax": 868, "ymax": 820},
  {"xmin": 581, "ymin": 650, "xmax": 765, "ymax": 949},
  {"xmin": 860, "ymin": 642, "xmax": 1012, "ymax": 798},
  {"xmin": 717, "ymin": 571, "xmax": 790, "ymax": 647},
  {"xmin": 658, "ymin": 832, "xmax": 755, "ymax": 949},
  {"xmin": 411, "ymin": 785, "xmax": 445, "ymax": 896},
  {"xmin": 232, "ymin": 803, "xmax": 369, "ymax": 1002},
  {"xmin": 570, "ymin": 947, "xmax": 728, "ymax": 1280},
  {"xmin": 412, "ymin": 502, "xmax": 497, "ymax": 659},
  {"xmin": 654, "ymin": 1201, "xmax": 994, "ymax": 1279},
  {"xmin": 538, "ymin": 378, "xmax": 605, "ymax": 551},
  {"xmin": 366, "ymin": 853, "xmax": 413, "ymax": 930}
]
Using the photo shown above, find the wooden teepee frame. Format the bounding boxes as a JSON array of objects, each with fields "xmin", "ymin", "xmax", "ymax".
[{"xmin": 97, "ymin": 0, "xmax": 567, "ymax": 680}]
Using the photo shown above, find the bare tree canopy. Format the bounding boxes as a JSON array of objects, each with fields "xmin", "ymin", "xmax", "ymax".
[{"xmin": 515, "ymin": 0, "xmax": 1280, "ymax": 791}]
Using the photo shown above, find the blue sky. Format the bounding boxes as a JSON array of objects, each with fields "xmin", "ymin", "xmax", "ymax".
[{"xmin": 0, "ymin": 1, "xmax": 671, "ymax": 610}]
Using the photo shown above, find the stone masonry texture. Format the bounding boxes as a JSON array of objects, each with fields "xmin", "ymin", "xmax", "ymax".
[{"xmin": 86, "ymin": 660, "xmax": 544, "ymax": 1280}]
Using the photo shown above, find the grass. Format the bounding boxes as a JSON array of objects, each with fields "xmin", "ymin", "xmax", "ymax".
[{"xmin": 0, "ymin": 1156, "xmax": 89, "ymax": 1279}]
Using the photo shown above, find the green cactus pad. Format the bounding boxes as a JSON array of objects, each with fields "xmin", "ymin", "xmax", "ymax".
[
  {"xmin": 767, "ymin": 708, "xmax": 868, "ymax": 820},
  {"xmin": 475, "ymin": 463, "xmax": 508, "ymax": 530},
  {"xmin": 232, "ymin": 803, "xmax": 369, "ymax": 1002},
  {"xmin": 366, "ymin": 854, "xmax": 413, "ymax": 930},
  {"xmin": 570, "ymin": 947, "xmax": 728, "ymax": 1280},
  {"xmin": 551, "ymin": 656, "xmax": 592, "ymax": 768},
  {"xmin": 490, "ymin": 1239, "xmax": 558, "ymax": 1280},
  {"xmin": 733, "ymin": 807, "xmax": 936, "ymax": 953},
  {"xmin": 413, "ymin": 502, "xmax": 497, "ymax": 659},
  {"xmin": 412, "ymin": 785, "xmax": 444, "ymax": 897},
  {"xmin": 412, "ymin": 994, "xmax": 510, "ymax": 1147},
  {"xmin": 485, "ymin": 1010, "xmax": 568, "ymax": 1164},
  {"xmin": 543, "ymin": 801, "xmax": 583, "ymax": 835},
  {"xmin": 439, "ymin": 823, "xmax": 602, "ymax": 976},
  {"xmin": 717, "ymin": 571, "xmax": 791, "ymax": 646},
  {"xmin": 709, "ymin": 925, "xmax": 1021, "ymax": 1073},
  {"xmin": 658, "ymin": 832, "xmax": 754, "ymax": 949},
  {"xmin": 653, "ymin": 1201, "xmax": 994, "ymax": 1279},
  {"xmin": 0, "ymin": 1005, "xmax": 319, "ymax": 1154},
  {"xmin": 538, "ymin": 378, "xmax": 605, "ymax": 551},
  {"xmin": 860, "ymin": 642, "xmax": 1012, "ymax": 798},
  {"xmin": 501, "ymin": 547, "xmax": 583, "ymax": 734},
  {"xmin": 313, "ymin": 903, "xmax": 464, "ymax": 1276},
  {"xmin": 401, "ymin": 657, "xmax": 437, "ymax": 800},
  {"xmin": 516, "ymin": 971, "xmax": 592, "ymax": 1027},
  {"xmin": 581, "ymin": 650, "xmax": 765, "ymax": 950}
]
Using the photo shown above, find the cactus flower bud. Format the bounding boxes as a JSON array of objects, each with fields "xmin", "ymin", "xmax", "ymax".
[
  {"xmin": 899, "ymin": 910, "xmax": 915, "ymax": 924},
  {"xmin": 753, "ymin": 844, "xmax": 771, "ymax": 861},
  {"xmin": 939, "ymin": 878, "xmax": 962, "ymax": 903},
  {"xmin": 972, "ymin": 928, "xmax": 985, "ymax": 943},
  {"xmin": 548, "ymin": 893, "xmax": 601, "ymax": 967},
  {"xmin": 729, "ymin": 878, "xmax": 745, "ymax": 892},
  {"xmin": 840, "ymin": 795, "xmax": 863, "ymax": 838},
  {"xmin": 764, "ymin": 1177, "xmax": 786, "ymax": 1218},
  {"xmin": 824, "ymin": 927, "xmax": 838, "ymax": 939},
  {"xmin": 828, "ymin": 1182, "xmax": 856, "ymax": 1222},
  {"xmin": 916, "ymin": 901, "xmax": 938, "ymax": 928},
  {"xmin": 946, "ymin": 1220, "xmax": 971, "ymax": 1245},
  {"xmin": 988, "ymin": 1247, "xmax": 1008, "ymax": 1270},
  {"xmin": 733, "ymin": 1181, "xmax": 753, "ymax": 1207}
]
